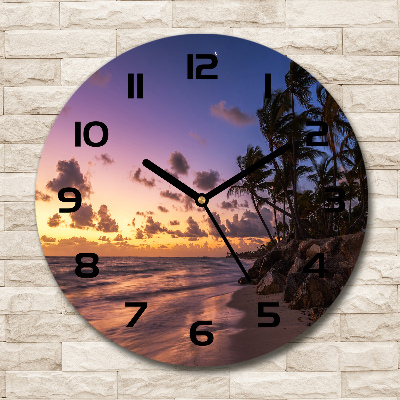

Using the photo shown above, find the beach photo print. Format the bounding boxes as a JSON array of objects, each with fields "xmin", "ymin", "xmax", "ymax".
[{"xmin": 35, "ymin": 34, "xmax": 368, "ymax": 367}]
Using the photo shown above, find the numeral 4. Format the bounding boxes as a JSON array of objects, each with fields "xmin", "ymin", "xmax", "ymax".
[{"xmin": 303, "ymin": 253, "xmax": 325, "ymax": 278}]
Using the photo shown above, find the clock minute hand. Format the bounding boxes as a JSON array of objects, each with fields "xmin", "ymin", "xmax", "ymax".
[
  {"xmin": 205, "ymin": 143, "xmax": 291, "ymax": 200},
  {"xmin": 143, "ymin": 159, "xmax": 199, "ymax": 200}
]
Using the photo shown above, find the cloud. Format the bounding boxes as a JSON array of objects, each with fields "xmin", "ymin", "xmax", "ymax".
[
  {"xmin": 70, "ymin": 203, "xmax": 96, "ymax": 229},
  {"xmin": 98, "ymin": 236, "xmax": 111, "ymax": 242},
  {"xmin": 143, "ymin": 216, "xmax": 166, "ymax": 238},
  {"xmin": 160, "ymin": 190, "xmax": 182, "ymax": 202},
  {"xmin": 129, "ymin": 168, "xmax": 155, "ymax": 188},
  {"xmin": 114, "ymin": 234, "xmax": 128, "ymax": 242},
  {"xmin": 88, "ymin": 70, "xmax": 111, "ymax": 87},
  {"xmin": 95, "ymin": 153, "xmax": 114, "ymax": 165},
  {"xmin": 158, "ymin": 206, "xmax": 169, "ymax": 213},
  {"xmin": 240, "ymin": 200, "xmax": 249, "ymax": 208},
  {"xmin": 170, "ymin": 220, "xmax": 180, "ymax": 226},
  {"xmin": 206, "ymin": 211, "xmax": 226, "ymax": 238},
  {"xmin": 46, "ymin": 158, "xmax": 92, "ymax": 198},
  {"xmin": 41, "ymin": 235, "xmax": 56, "ymax": 243},
  {"xmin": 47, "ymin": 213, "xmax": 63, "ymax": 228},
  {"xmin": 168, "ymin": 151, "xmax": 190, "ymax": 176},
  {"xmin": 135, "ymin": 228, "xmax": 144, "ymax": 239},
  {"xmin": 190, "ymin": 131, "xmax": 206, "ymax": 146},
  {"xmin": 242, "ymin": 210, "xmax": 259, "ymax": 219},
  {"xmin": 210, "ymin": 100, "xmax": 257, "ymax": 127},
  {"xmin": 168, "ymin": 216, "xmax": 208, "ymax": 239},
  {"xmin": 128, "ymin": 218, "xmax": 136, "ymax": 227},
  {"xmin": 35, "ymin": 190, "xmax": 52, "ymax": 202},
  {"xmin": 96, "ymin": 205, "xmax": 119, "ymax": 233},
  {"xmin": 57, "ymin": 236, "xmax": 98, "ymax": 247},
  {"xmin": 193, "ymin": 170, "xmax": 220, "ymax": 191},
  {"xmin": 220, "ymin": 200, "xmax": 239, "ymax": 210}
]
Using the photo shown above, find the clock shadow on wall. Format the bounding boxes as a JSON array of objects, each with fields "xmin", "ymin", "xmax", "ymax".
[{"xmin": 35, "ymin": 34, "xmax": 368, "ymax": 367}]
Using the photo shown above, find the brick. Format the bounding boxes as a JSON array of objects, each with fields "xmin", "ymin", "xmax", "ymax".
[
  {"xmin": 0, "ymin": 32, "xmax": 4, "ymax": 58},
  {"xmin": 63, "ymin": 342, "xmax": 173, "ymax": 371},
  {"xmin": 360, "ymin": 228, "xmax": 396, "ymax": 255},
  {"xmin": 5, "ymin": 259, "xmax": 57, "ymax": 286},
  {"xmin": 117, "ymin": 27, "xmax": 233, "ymax": 55},
  {"xmin": 0, "ymin": 315, "xmax": 4, "ymax": 342},
  {"xmin": 369, "ymin": 197, "xmax": 400, "ymax": 227},
  {"xmin": 6, "ymin": 30, "xmax": 116, "ymax": 58},
  {"xmin": 0, "ymin": 88, "xmax": 3, "ymax": 115},
  {"xmin": 350, "ymin": 255, "xmax": 400, "ymax": 285},
  {"xmin": 339, "ymin": 342, "xmax": 398, "ymax": 371},
  {"xmin": 230, "ymin": 351, "xmax": 286, "ymax": 372},
  {"xmin": 5, "ymin": 143, "xmax": 43, "ymax": 172},
  {"xmin": 173, "ymin": 1, "xmax": 285, "ymax": 28},
  {"xmin": 287, "ymin": 0, "xmax": 397, "ymax": 27},
  {"xmin": 4, "ymin": 202, "xmax": 36, "ymax": 231},
  {"xmin": 0, "ymin": 3, "xmax": 59, "ymax": 30},
  {"xmin": 6, "ymin": 314, "xmax": 108, "ymax": 342},
  {"xmin": 347, "ymin": 112, "xmax": 400, "ymax": 141},
  {"xmin": 359, "ymin": 141, "xmax": 400, "ymax": 169},
  {"xmin": 0, "ymin": 342, "xmax": 61, "ymax": 370},
  {"xmin": 342, "ymin": 370, "xmax": 400, "ymax": 397},
  {"xmin": 293, "ymin": 313, "xmax": 340, "ymax": 342},
  {"xmin": 0, "ymin": 59, "xmax": 60, "ymax": 86},
  {"xmin": 0, "ymin": 115, "xmax": 55, "ymax": 143},
  {"xmin": 0, "ymin": 260, "xmax": 4, "ymax": 286},
  {"xmin": 0, "ymin": 144, "xmax": 3, "ymax": 172},
  {"xmin": 233, "ymin": 28, "xmax": 342, "ymax": 55},
  {"xmin": 6, "ymin": 371, "xmax": 117, "ymax": 399},
  {"xmin": 0, "ymin": 372, "xmax": 4, "ymax": 398},
  {"xmin": 343, "ymin": 85, "xmax": 400, "ymax": 112},
  {"xmin": 118, "ymin": 370, "xmax": 229, "ymax": 398},
  {"xmin": 0, "ymin": 287, "xmax": 61, "ymax": 314},
  {"xmin": 286, "ymin": 343, "xmax": 339, "ymax": 371},
  {"xmin": 0, "ymin": 231, "xmax": 42, "ymax": 259},
  {"xmin": 230, "ymin": 371, "xmax": 340, "ymax": 398},
  {"xmin": 0, "ymin": 204, "xmax": 3, "ymax": 231},
  {"xmin": 332, "ymin": 284, "xmax": 397, "ymax": 313},
  {"xmin": 344, "ymin": 28, "xmax": 400, "ymax": 55},
  {"xmin": 290, "ymin": 55, "xmax": 398, "ymax": 84},
  {"xmin": 341, "ymin": 313, "xmax": 400, "ymax": 341},
  {"xmin": 4, "ymin": 86, "xmax": 74, "ymax": 115},
  {"xmin": 62, "ymin": 57, "xmax": 112, "ymax": 86},
  {"xmin": 61, "ymin": 2, "xmax": 172, "ymax": 29}
]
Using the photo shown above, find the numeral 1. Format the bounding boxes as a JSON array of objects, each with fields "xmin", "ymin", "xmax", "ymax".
[
  {"xmin": 128, "ymin": 73, "xmax": 143, "ymax": 99},
  {"xmin": 263, "ymin": 73, "xmax": 271, "ymax": 104},
  {"xmin": 258, "ymin": 302, "xmax": 280, "ymax": 327},
  {"xmin": 75, "ymin": 121, "xmax": 108, "ymax": 148}
]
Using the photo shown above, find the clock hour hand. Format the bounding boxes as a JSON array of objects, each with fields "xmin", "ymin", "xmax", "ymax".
[
  {"xmin": 143, "ymin": 159, "xmax": 199, "ymax": 200},
  {"xmin": 205, "ymin": 143, "xmax": 291, "ymax": 200},
  {"xmin": 204, "ymin": 204, "xmax": 251, "ymax": 283}
]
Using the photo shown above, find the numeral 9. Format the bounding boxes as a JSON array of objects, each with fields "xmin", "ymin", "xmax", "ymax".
[{"xmin": 58, "ymin": 188, "xmax": 82, "ymax": 213}]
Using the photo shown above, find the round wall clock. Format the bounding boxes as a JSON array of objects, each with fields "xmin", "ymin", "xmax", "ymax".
[{"xmin": 35, "ymin": 34, "xmax": 368, "ymax": 367}]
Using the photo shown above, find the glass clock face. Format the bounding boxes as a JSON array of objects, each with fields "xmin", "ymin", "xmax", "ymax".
[{"xmin": 35, "ymin": 34, "xmax": 368, "ymax": 367}]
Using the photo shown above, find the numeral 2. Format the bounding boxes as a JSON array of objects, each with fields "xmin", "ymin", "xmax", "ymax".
[
  {"xmin": 187, "ymin": 54, "xmax": 218, "ymax": 79},
  {"xmin": 128, "ymin": 73, "xmax": 143, "ymax": 99},
  {"xmin": 125, "ymin": 302, "xmax": 147, "ymax": 327}
]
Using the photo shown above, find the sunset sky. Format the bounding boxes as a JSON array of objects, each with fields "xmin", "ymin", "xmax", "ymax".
[{"xmin": 36, "ymin": 34, "xmax": 292, "ymax": 257}]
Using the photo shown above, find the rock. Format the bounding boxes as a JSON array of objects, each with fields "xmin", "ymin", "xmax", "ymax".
[
  {"xmin": 310, "ymin": 307, "xmax": 326, "ymax": 321},
  {"xmin": 306, "ymin": 244, "xmax": 321, "ymax": 259},
  {"xmin": 284, "ymin": 272, "xmax": 306, "ymax": 302},
  {"xmin": 272, "ymin": 259, "xmax": 292, "ymax": 277},
  {"xmin": 257, "ymin": 269, "xmax": 286, "ymax": 295},
  {"xmin": 238, "ymin": 276, "xmax": 258, "ymax": 285},
  {"xmin": 288, "ymin": 256, "xmax": 306, "ymax": 274},
  {"xmin": 289, "ymin": 275, "xmax": 334, "ymax": 310},
  {"xmin": 322, "ymin": 236, "xmax": 343, "ymax": 254},
  {"xmin": 340, "ymin": 232, "xmax": 365, "ymax": 264}
]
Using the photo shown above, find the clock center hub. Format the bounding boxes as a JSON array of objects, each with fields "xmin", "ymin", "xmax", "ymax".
[{"xmin": 196, "ymin": 194, "xmax": 209, "ymax": 207}]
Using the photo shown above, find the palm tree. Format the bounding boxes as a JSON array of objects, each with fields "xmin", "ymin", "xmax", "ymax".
[{"xmin": 227, "ymin": 145, "xmax": 276, "ymax": 243}]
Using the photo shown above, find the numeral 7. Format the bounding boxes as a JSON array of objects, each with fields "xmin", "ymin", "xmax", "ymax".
[{"xmin": 125, "ymin": 302, "xmax": 147, "ymax": 327}]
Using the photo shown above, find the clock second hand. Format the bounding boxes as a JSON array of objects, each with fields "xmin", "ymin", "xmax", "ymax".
[{"xmin": 203, "ymin": 204, "xmax": 251, "ymax": 283}]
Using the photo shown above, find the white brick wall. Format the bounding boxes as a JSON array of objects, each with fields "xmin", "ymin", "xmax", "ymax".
[{"xmin": 0, "ymin": 0, "xmax": 399, "ymax": 398}]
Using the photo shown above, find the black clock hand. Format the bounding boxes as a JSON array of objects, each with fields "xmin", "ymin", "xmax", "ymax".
[
  {"xmin": 143, "ymin": 159, "xmax": 199, "ymax": 200},
  {"xmin": 206, "ymin": 143, "xmax": 291, "ymax": 200},
  {"xmin": 204, "ymin": 204, "xmax": 251, "ymax": 283}
]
